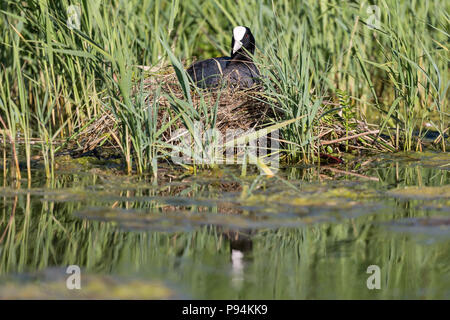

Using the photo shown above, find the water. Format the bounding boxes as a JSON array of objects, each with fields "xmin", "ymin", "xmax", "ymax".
[{"xmin": 0, "ymin": 152, "xmax": 449, "ymax": 299}]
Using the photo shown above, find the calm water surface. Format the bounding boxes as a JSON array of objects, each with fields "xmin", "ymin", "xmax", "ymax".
[{"xmin": 0, "ymin": 152, "xmax": 449, "ymax": 299}]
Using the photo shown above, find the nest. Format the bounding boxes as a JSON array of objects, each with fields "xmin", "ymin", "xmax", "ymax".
[
  {"xmin": 73, "ymin": 65, "xmax": 392, "ymax": 160},
  {"xmin": 74, "ymin": 67, "xmax": 273, "ymax": 155}
]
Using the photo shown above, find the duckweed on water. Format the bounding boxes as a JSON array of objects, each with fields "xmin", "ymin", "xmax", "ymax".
[
  {"xmin": 0, "ymin": 271, "xmax": 176, "ymax": 299},
  {"xmin": 388, "ymin": 185, "xmax": 450, "ymax": 200}
]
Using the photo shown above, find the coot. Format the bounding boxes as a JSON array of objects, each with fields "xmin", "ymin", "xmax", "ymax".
[
  {"xmin": 222, "ymin": 26, "xmax": 260, "ymax": 88},
  {"xmin": 186, "ymin": 26, "xmax": 259, "ymax": 88}
]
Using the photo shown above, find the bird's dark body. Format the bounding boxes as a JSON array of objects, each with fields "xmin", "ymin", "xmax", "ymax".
[
  {"xmin": 223, "ymin": 60, "xmax": 260, "ymax": 88},
  {"xmin": 186, "ymin": 26, "xmax": 259, "ymax": 89},
  {"xmin": 186, "ymin": 57, "xmax": 231, "ymax": 88}
]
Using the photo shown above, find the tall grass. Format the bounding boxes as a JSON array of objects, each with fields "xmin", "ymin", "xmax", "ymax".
[{"xmin": 0, "ymin": 0, "xmax": 448, "ymax": 178}]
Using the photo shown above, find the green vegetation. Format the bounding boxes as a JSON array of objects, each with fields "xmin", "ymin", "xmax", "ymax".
[
  {"xmin": 0, "ymin": 154, "xmax": 449, "ymax": 299},
  {"xmin": 0, "ymin": 0, "xmax": 448, "ymax": 179},
  {"xmin": 1, "ymin": 1, "xmax": 448, "ymax": 300}
]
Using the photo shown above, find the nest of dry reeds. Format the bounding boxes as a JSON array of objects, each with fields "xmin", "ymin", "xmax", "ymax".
[
  {"xmin": 75, "ymin": 66, "xmax": 274, "ymax": 154},
  {"xmin": 74, "ymin": 65, "xmax": 391, "ymax": 159},
  {"xmin": 145, "ymin": 68, "xmax": 273, "ymax": 136}
]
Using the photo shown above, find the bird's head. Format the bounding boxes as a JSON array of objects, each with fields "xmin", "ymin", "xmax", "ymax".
[{"xmin": 231, "ymin": 26, "xmax": 255, "ymax": 58}]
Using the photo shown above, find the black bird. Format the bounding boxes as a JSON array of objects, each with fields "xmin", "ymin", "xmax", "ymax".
[
  {"xmin": 222, "ymin": 26, "xmax": 260, "ymax": 88},
  {"xmin": 186, "ymin": 26, "xmax": 260, "ymax": 88}
]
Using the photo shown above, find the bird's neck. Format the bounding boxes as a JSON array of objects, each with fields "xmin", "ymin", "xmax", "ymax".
[{"xmin": 231, "ymin": 51, "xmax": 253, "ymax": 62}]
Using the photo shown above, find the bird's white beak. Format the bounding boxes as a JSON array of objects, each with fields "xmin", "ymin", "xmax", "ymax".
[
  {"xmin": 232, "ymin": 40, "xmax": 243, "ymax": 54},
  {"xmin": 232, "ymin": 26, "xmax": 246, "ymax": 54}
]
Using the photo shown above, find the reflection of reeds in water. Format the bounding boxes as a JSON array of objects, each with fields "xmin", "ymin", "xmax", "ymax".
[
  {"xmin": 0, "ymin": 160, "xmax": 448, "ymax": 298},
  {"xmin": 1, "ymin": 189, "xmax": 448, "ymax": 298}
]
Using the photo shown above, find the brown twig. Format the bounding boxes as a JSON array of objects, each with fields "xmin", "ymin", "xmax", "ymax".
[
  {"xmin": 323, "ymin": 166, "xmax": 380, "ymax": 181},
  {"xmin": 320, "ymin": 130, "xmax": 380, "ymax": 145},
  {"xmin": 0, "ymin": 115, "xmax": 21, "ymax": 179},
  {"xmin": 0, "ymin": 195, "xmax": 18, "ymax": 243}
]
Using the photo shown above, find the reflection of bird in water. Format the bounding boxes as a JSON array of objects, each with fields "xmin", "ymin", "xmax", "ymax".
[{"xmin": 222, "ymin": 229, "xmax": 254, "ymax": 290}]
